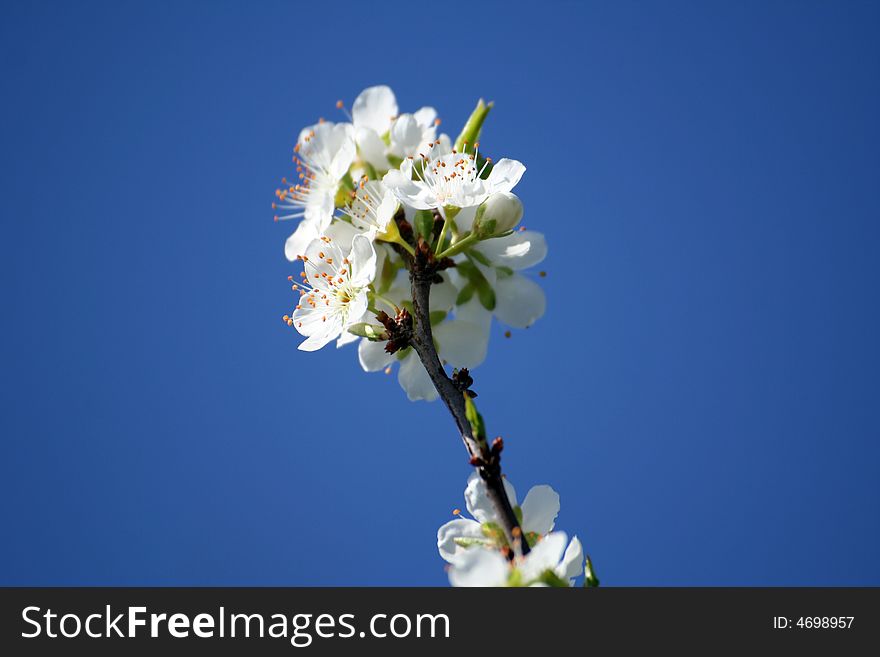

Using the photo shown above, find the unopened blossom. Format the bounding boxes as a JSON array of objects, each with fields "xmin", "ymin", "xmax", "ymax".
[
  {"xmin": 286, "ymin": 234, "xmax": 377, "ymax": 352},
  {"xmin": 276, "ymin": 122, "xmax": 356, "ymax": 261},
  {"xmin": 437, "ymin": 472, "xmax": 561, "ymax": 562},
  {"xmin": 447, "ymin": 531, "xmax": 584, "ymax": 587}
]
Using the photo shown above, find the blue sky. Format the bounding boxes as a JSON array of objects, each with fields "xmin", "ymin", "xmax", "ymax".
[{"xmin": 2, "ymin": 1, "xmax": 878, "ymax": 585}]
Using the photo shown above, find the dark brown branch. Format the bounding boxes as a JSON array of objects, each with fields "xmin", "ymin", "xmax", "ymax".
[{"xmin": 406, "ymin": 239, "xmax": 530, "ymax": 555}]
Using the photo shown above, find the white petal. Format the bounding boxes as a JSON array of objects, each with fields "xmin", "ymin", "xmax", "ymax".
[
  {"xmin": 296, "ymin": 315, "xmax": 344, "ymax": 352},
  {"xmin": 336, "ymin": 329, "xmax": 359, "ymax": 348},
  {"xmin": 520, "ymin": 485, "xmax": 560, "ymax": 536},
  {"xmin": 355, "ymin": 127, "xmax": 390, "ymax": 170},
  {"xmin": 284, "ymin": 221, "xmax": 320, "ymax": 262},
  {"xmin": 464, "ymin": 472, "xmax": 517, "ymax": 524},
  {"xmin": 486, "ymin": 158, "xmax": 526, "ymax": 194},
  {"xmin": 352, "ymin": 85, "xmax": 397, "ymax": 135},
  {"xmin": 448, "ymin": 548, "xmax": 509, "ymax": 587},
  {"xmin": 434, "ymin": 320, "xmax": 488, "ymax": 369},
  {"xmin": 383, "ymin": 168, "xmax": 435, "ymax": 210},
  {"xmin": 397, "ymin": 353, "xmax": 438, "ymax": 401},
  {"xmin": 454, "ymin": 297, "xmax": 493, "ymax": 332},
  {"xmin": 348, "ymin": 234, "xmax": 377, "ymax": 287},
  {"xmin": 519, "ymin": 531, "xmax": 567, "ymax": 583},
  {"xmin": 390, "ymin": 113, "xmax": 423, "ymax": 156},
  {"xmin": 413, "ymin": 106, "xmax": 437, "ymax": 129},
  {"xmin": 494, "ymin": 274, "xmax": 546, "ymax": 328},
  {"xmin": 557, "ymin": 536, "xmax": 584, "ymax": 583},
  {"xmin": 475, "ymin": 231, "xmax": 547, "ymax": 270},
  {"xmin": 436, "ymin": 518, "xmax": 485, "ymax": 563},
  {"xmin": 430, "ymin": 273, "xmax": 458, "ymax": 312},
  {"xmin": 358, "ymin": 338, "xmax": 393, "ymax": 372},
  {"xmin": 324, "ymin": 218, "xmax": 359, "ymax": 252},
  {"xmin": 328, "ymin": 124, "xmax": 356, "ymax": 180},
  {"xmin": 452, "ymin": 205, "xmax": 478, "ymax": 232}
]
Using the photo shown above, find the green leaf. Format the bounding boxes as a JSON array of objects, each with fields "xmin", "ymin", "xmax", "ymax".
[
  {"xmin": 468, "ymin": 249, "xmax": 492, "ymax": 267},
  {"xmin": 429, "ymin": 310, "xmax": 447, "ymax": 325},
  {"xmin": 477, "ymin": 282, "xmax": 496, "ymax": 311},
  {"xmin": 454, "ymin": 99, "xmax": 493, "ymax": 153},
  {"xmin": 464, "ymin": 395, "xmax": 487, "ymax": 442},
  {"xmin": 513, "ymin": 505, "xmax": 523, "ymax": 525},
  {"xmin": 414, "ymin": 209, "xmax": 434, "ymax": 241},
  {"xmin": 455, "ymin": 284, "xmax": 475, "ymax": 305}
]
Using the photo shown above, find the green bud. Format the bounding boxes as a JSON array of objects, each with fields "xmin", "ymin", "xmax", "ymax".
[
  {"xmin": 454, "ymin": 99, "xmax": 493, "ymax": 153},
  {"xmin": 475, "ymin": 192, "xmax": 523, "ymax": 236},
  {"xmin": 347, "ymin": 323, "xmax": 388, "ymax": 341},
  {"xmin": 584, "ymin": 555, "xmax": 600, "ymax": 588}
]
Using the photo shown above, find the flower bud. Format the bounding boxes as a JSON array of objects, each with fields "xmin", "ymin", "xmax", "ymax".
[{"xmin": 475, "ymin": 192, "xmax": 523, "ymax": 236}]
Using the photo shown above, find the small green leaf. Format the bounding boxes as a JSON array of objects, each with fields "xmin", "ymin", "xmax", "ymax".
[
  {"xmin": 456, "ymin": 284, "xmax": 475, "ymax": 305},
  {"xmin": 468, "ymin": 249, "xmax": 492, "ymax": 267},
  {"xmin": 477, "ymin": 282, "xmax": 496, "ymax": 311},
  {"xmin": 464, "ymin": 395, "xmax": 487, "ymax": 442},
  {"xmin": 414, "ymin": 210, "xmax": 435, "ymax": 241},
  {"xmin": 513, "ymin": 505, "xmax": 523, "ymax": 525},
  {"xmin": 429, "ymin": 310, "xmax": 447, "ymax": 325}
]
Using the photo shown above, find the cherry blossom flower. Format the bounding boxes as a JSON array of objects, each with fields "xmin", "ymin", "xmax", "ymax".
[
  {"xmin": 276, "ymin": 122, "xmax": 356, "ymax": 261},
  {"xmin": 437, "ymin": 472, "xmax": 561, "ymax": 562},
  {"xmin": 447, "ymin": 531, "xmax": 585, "ymax": 587},
  {"xmin": 286, "ymin": 234, "xmax": 376, "ymax": 351}
]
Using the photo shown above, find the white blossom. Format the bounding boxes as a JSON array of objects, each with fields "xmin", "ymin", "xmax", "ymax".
[
  {"xmin": 277, "ymin": 122, "xmax": 356, "ymax": 262},
  {"xmin": 287, "ymin": 234, "xmax": 377, "ymax": 352}
]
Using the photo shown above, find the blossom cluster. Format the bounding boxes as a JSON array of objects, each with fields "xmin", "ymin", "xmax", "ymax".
[
  {"xmin": 437, "ymin": 474, "xmax": 593, "ymax": 587},
  {"xmin": 276, "ymin": 86, "xmax": 547, "ymax": 401}
]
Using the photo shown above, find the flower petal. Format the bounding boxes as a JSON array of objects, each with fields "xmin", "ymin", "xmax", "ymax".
[
  {"xmin": 519, "ymin": 531, "xmax": 568, "ymax": 583},
  {"xmin": 358, "ymin": 338, "xmax": 393, "ymax": 372},
  {"xmin": 448, "ymin": 548, "xmax": 509, "ymax": 587},
  {"xmin": 383, "ymin": 167, "xmax": 435, "ymax": 210},
  {"xmin": 352, "ymin": 85, "xmax": 397, "ymax": 135},
  {"xmin": 434, "ymin": 320, "xmax": 489, "ymax": 369},
  {"xmin": 464, "ymin": 472, "xmax": 517, "ymax": 523},
  {"xmin": 557, "ymin": 535, "xmax": 584, "ymax": 583},
  {"xmin": 430, "ymin": 273, "xmax": 458, "ymax": 312},
  {"xmin": 348, "ymin": 234, "xmax": 377, "ymax": 287},
  {"xmin": 436, "ymin": 518, "xmax": 485, "ymax": 563},
  {"xmin": 390, "ymin": 113, "xmax": 423, "ymax": 156},
  {"xmin": 355, "ymin": 127, "xmax": 390, "ymax": 170},
  {"xmin": 284, "ymin": 220, "xmax": 320, "ymax": 262},
  {"xmin": 486, "ymin": 158, "xmax": 526, "ymax": 194},
  {"xmin": 520, "ymin": 485, "xmax": 560, "ymax": 535},
  {"xmin": 413, "ymin": 106, "xmax": 437, "ymax": 129},
  {"xmin": 397, "ymin": 352, "xmax": 438, "ymax": 401},
  {"xmin": 475, "ymin": 231, "xmax": 547, "ymax": 270},
  {"xmin": 494, "ymin": 274, "xmax": 546, "ymax": 328}
]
